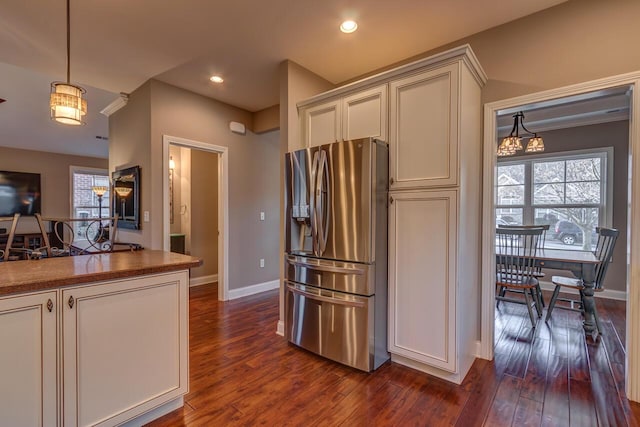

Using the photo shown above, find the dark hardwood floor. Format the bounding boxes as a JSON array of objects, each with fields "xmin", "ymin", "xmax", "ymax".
[{"xmin": 147, "ymin": 285, "xmax": 640, "ymax": 426}]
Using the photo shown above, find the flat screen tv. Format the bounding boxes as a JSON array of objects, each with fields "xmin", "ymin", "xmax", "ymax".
[{"xmin": 0, "ymin": 171, "xmax": 41, "ymax": 216}]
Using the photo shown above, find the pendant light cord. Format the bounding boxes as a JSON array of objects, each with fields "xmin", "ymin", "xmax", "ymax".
[{"xmin": 66, "ymin": 0, "xmax": 71, "ymax": 83}]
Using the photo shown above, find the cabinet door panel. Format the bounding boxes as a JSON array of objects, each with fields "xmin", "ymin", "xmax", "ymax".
[
  {"xmin": 0, "ymin": 292, "xmax": 57, "ymax": 427},
  {"xmin": 63, "ymin": 272, "xmax": 188, "ymax": 427},
  {"xmin": 389, "ymin": 190, "xmax": 457, "ymax": 372},
  {"xmin": 342, "ymin": 85, "xmax": 387, "ymax": 141},
  {"xmin": 389, "ymin": 64, "xmax": 459, "ymax": 188},
  {"xmin": 302, "ymin": 100, "xmax": 341, "ymax": 148}
]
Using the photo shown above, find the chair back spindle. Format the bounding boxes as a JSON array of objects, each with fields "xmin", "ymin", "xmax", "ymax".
[
  {"xmin": 496, "ymin": 227, "xmax": 544, "ymax": 287},
  {"xmin": 593, "ymin": 227, "xmax": 619, "ymax": 291}
]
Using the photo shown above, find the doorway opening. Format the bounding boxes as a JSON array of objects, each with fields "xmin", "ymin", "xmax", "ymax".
[
  {"xmin": 162, "ymin": 135, "xmax": 229, "ymax": 301},
  {"xmin": 481, "ymin": 73, "xmax": 640, "ymax": 401}
]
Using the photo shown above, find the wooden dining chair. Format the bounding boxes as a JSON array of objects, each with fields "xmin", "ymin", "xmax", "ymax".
[
  {"xmin": 35, "ymin": 214, "xmax": 120, "ymax": 257},
  {"xmin": 497, "ymin": 224, "xmax": 550, "ymax": 306},
  {"xmin": 545, "ymin": 227, "xmax": 619, "ymax": 334},
  {"xmin": 496, "ymin": 226, "xmax": 545, "ymax": 327},
  {"xmin": 0, "ymin": 213, "xmax": 20, "ymax": 261}
]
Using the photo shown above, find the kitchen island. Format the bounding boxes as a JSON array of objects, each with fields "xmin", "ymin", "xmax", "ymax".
[{"xmin": 0, "ymin": 250, "xmax": 201, "ymax": 427}]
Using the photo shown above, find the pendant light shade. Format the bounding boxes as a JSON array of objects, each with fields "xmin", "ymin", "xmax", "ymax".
[
  {"xmin": 50, "ymin": 0, "xmax": 87, "ymax": 125},
  {"xmin": 50, "ymin": 82, "xmax": 87, "ymax": 125},
  {"xmin": 497, "ymin": 111, "xmax": 544, "ymax": 157}
]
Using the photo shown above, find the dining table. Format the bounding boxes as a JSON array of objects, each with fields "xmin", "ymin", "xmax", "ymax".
[{"xmin": 496, "ymin": 246, "xmax": 600, "ymax": 339}]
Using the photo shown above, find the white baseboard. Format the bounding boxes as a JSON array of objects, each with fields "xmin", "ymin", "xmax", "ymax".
[
  {"xmin": 120, "ymin": 396, "xmax": 183, "ymax": 427},
  {"xmin": 539, "ymin": 281, "xmax": 626, "ymax": 301},
  {"xmin": 276, "ymin": 320, "xmax": 284, "ymax": 337},
  {"xmin": 390, "ymin": 354, "xmax": 464, "ymax": 385},
  {"xmin": 228, "ymin": 279, "xmax": 280, "ymax": 300},
  {"xmin": 189, "ymin": 274, "xmax": 218, "ymax": 287},
  {"xmin": 474, "ymin": 340, "xmax": 482, "ymax": 358}
]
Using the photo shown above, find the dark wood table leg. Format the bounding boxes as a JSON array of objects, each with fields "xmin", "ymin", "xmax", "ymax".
[{"xmin": 580, "ymin": 263, "xmax": 598, "ymax": 340}]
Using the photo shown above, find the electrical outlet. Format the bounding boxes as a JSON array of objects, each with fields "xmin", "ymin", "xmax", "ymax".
[
  {"xmin": 260, "ymin": 258, "xmax": 265, "ymax": 268},
  {"xmin": 260, "ymin": 211, "xmax": 265, "ymax": 221}
]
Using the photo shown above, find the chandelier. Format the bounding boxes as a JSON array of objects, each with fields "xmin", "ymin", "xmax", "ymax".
[
  {"xmin": 50, "ymin": 0, "xmax": 87, "ymax": 125},
  {"xmin": 497, "ymin": 111, "xmax": 544, "ymax": 157}
]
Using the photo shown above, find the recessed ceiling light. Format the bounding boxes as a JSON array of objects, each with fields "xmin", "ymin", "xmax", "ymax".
[
  {"xmin": 210, "ymin": 75, "xmax": 224, "ymax": 83},
  {"xmin": 340, "ymin": 20, "xmax": 358, "ymax": 34}
]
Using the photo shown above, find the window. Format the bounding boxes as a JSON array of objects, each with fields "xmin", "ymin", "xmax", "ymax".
[
  {"xmin": 71, "ymin": 167, "xmax": 109, "ymax": 240},
  {"xmin": 496, "ymin": 149, "xmax": 612, "ymax": 251}
]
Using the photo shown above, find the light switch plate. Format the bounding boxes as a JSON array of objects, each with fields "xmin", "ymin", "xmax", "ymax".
[
  {"xmin": 260, "ymin": 212, "xmax": 265, "ymax": 221},
  {"xmin": 260, "ymin": 258, "xmax": 265, "ymax": 268},
  {"xmin": 144, "ymin": 211, "xmax": 150, "ymax": 222}
]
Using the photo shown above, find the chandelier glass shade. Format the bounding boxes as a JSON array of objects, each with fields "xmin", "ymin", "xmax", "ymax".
[
  {"xmin": 50, "ymin": 0, "xmax": 87, "ymax": 125},
  {"xmin": 497, "ymin": 111, "xmax": 544, "ymax": 157}
]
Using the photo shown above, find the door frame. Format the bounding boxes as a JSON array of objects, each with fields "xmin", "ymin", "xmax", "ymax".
[
  {"xmin": 162, "ymin": 135, "xmax": 230, "ymax": 301},
  {"xmin": 480, "ymin": 71, "xmax": 640, "ymax": 401}
]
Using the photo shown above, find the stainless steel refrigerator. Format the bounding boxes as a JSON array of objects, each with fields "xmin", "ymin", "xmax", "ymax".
[{"xmin": 284, "ymin": 138, "xmax": 389, "ymax": 371}]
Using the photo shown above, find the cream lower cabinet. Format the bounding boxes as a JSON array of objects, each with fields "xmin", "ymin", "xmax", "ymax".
[
  {"xmin": 0, "ymin": 291, "xmax": 58, "ymax": 427},
  {"xmin": 62, "ymin": 271, "xmax": 189, "ymax": 427},
  {"xmin": 388, "ymin": 189, "xmax": 479, "ymax": 384},
  {"xmin": 0, "ymin": 270, "xmax": 189, "ymax": 427}
]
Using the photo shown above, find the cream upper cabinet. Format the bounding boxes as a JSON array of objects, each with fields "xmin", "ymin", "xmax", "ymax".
[
  {"xmin": 300, "ymin": 85, "xmax": 387, "ymax": 148},
  {"xmin": 301, "ymin": 99, "xmax": 342, "ymax": 148},
  {"xmin": 389, "ymin": 63, "xmax": 459, "ymax": 189},
  {"xmin": 342, "ymin": 84, "xmax": 388, "ymax": 142},
  {"xmin": 62, "ymin": 271, "xmax": 189, "ymax": 427},
  {"xmin": 0, "ymin": 291, "xmax": 58, "ymax": 427},
  {"xmin": 388, "ymin": 190, "xmax": 457, "ymax": 373}
]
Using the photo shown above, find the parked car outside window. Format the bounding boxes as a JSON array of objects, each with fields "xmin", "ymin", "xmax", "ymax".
[{"xmin": 551, "ymin": 220, "xmax": 584, "ymax": 245}]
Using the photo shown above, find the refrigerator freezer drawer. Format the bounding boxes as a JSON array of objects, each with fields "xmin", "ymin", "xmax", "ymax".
[
  {"xmin": 285, "ymin": 254, "xmax": 375, "ymax": 296},
  {"xmin": 285, "ymin": 282, "xmax": 384, "ymax": 372}
]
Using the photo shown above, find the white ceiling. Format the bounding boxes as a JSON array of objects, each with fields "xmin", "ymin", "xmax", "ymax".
[{"xmin": 0, "ymin": 0, "xmax": 569, "ymax": 158}]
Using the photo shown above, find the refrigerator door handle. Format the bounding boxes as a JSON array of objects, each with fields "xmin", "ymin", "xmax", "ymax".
[
  {"xmin": 287, "ymin": 284, "xmax": 366, "ymax": 308},
  {"xmin": 286, "ymin": 256, "xmax": 366, "ymax": 275},
  {"xmin": 310, "ymin": 151, "xmax": 320, "ymax": 255},
  {"xmin": 316, "ymin": 150, "xmax": 330, "ymax": 254}
]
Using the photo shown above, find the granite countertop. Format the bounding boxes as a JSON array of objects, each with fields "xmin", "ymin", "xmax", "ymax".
[{"xmin": 0, "ymin": 250, "xmax": 202, "ymax": 297}]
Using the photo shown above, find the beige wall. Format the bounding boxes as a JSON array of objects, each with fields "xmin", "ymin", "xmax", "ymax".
[
  {"xmin": 253, "ymin": 105, "xmax": 279, "ymax": 134},
  {"xmin": 506, "ymin": 120, "xmax": 629, "ymax": 292},
  {"xmin": 0, "ymin": 147, "xmax": 107, "ymax": 233},
  {"xmin": 346, "ymin": 0, "xmax": 640, "ymax": 106},
  {"xmin": 110, "ymin": 79, "xmax": 280, "ymax": 291},
  {"xmin": 109, "ymin": 81, "xmax": 151, "ymax": 246},
  {"xmin": 190, "ymin": 150, "xmax": 218, "ymax": 278}
]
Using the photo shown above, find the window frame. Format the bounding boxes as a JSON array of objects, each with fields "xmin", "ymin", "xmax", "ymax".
[
  {"xmin": 496, "ymin": 147, "xmax": 614, "ymax": 249},
  {"xmin": 69, "ymin": 166, "xmax": 110, "ymax": 240}
]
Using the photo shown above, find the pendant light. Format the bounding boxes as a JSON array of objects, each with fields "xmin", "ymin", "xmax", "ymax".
[
  {"xmin": 497, "ymin": 111, "xmax": 544, "ymax": 157},
  {"xmin": 50, "ymin": 0, "xmax": 87, "ymax": 125}
]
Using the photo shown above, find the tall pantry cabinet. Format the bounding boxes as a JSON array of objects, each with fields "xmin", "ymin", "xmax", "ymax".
[{"xmin": 297, "ymin": 45, "xmax": 486, "ymax": 384}]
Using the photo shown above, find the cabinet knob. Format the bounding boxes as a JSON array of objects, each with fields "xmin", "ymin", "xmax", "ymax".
[
  {"xmin": 47, "ymin": 299, "xmax": 53, "ymax": 312},
  {"xmin": 68, "ymin": 296, "xmax": 74, "ymax": 309},
  {"xmin": 389, "ymin": 196, "xmax": 394, "ymax": 205},
  {"xmin": 390, "ymin": 177, "xmax": 394, "ymax": 185}
]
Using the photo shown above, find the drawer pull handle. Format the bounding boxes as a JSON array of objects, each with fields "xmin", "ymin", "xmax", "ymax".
[
  {"xmin": 47, "ymin": 299, "xmax": 53, "ymax": 312},
  {"xmin": 68, "ymin": 296, "xmax": 74, "ymax": 309}
]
